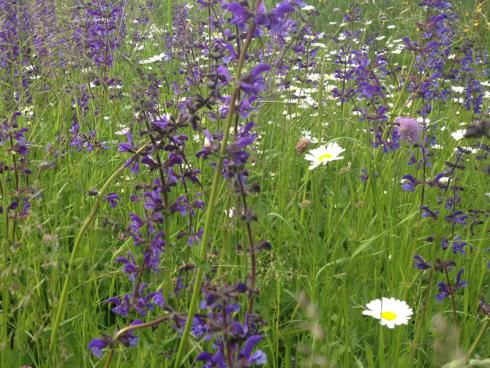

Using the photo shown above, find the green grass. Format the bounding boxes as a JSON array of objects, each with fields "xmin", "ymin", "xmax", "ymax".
[{"xmin": 0, "ymin": 0, "xmax": 489, "ymax": 367}]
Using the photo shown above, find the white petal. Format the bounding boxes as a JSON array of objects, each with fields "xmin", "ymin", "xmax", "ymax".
[
  {"xmin": 362, "ymin": 310, "xmax": 380, "ymax": 319},
  {"xmin": 365, "ymin": 299, "xmax": 382, "ymax": 312}
]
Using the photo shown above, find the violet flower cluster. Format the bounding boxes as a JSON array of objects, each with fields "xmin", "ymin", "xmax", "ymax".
[
  {"xmin": 73, "ymin": 0, "xmax": 127, "ymax": 69},
  {"xmin": 393, "ymin": 0, "xmax": 490, "ymax": 315},
  {"xmin": 0, "ymin": 112, "xmax": 32, "ymax": 242},
  {"xmin": 332, "ymin": 6, "xmax": 402, "ymax": 153},
  {"xmin": 88, "ymin": 1, "xmax": 311, "ymax": 365}
]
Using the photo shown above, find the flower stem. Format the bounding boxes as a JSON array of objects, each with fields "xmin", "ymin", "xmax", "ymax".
[
  {"xmin": 236, "ymin": 175, "xmax": 256, "ymax": 315},
  {"xmin": 443, "ymin": 268, "xmax": 458, "ymax": 324},
  {"xmin": 172, "ymin": 14, "xmax": 258, "ymax": 368},
  {"xmin": 299, "ymin": 169, "xmax": 310, "ymax": 227}
]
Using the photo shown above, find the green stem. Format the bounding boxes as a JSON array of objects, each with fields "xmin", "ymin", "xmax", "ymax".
[
  {"xmin": 172, "ymin": 17, "xmax": 258, "ymax": 368},
  {"xmin": 466, "ymin": 317, "xmax": 489, "ymax": 362},
  {"xmin": 299, "ymin": 169, "xmax": 311, "ymax": 227},
  {"xmin": 49, "ymin": 143, "xmax": 149, "ymax": 352},
  {"xmin": 410, "ymin": 268, "xmax": 434, "ymax": 362},
  {"xmin": 2, "ymin": 235, "xmax": 9, "ymax": 368}
]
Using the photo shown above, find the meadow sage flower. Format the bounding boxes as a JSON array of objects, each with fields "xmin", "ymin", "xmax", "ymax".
[
  {"xmin": 362, "ymin": 298, "xmax": 413, "ymax": 328},
  {"xmin": 305, "ymin": 142, "xmax": 345, "ymax": 170}
]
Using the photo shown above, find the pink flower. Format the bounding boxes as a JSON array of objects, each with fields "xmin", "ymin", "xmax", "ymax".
[{"xmin": 395, "ymin": 117, "xmax": 421, "ymax": 144}]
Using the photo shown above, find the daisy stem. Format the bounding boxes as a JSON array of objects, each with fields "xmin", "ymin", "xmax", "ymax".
[
  {"xmin": 299, "ymin": 169, "xmax": 311, "ymax": 227},
  {"xmin": 377, "ymin": 324, "xmax": 386, "ymax": 368}
]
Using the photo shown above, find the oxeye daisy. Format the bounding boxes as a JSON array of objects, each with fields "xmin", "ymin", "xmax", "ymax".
[
  {"xmin": 304, "ymin": 142, "xmax": 345, "ymax": 170},
  {"xmin": 362, "ymin": 297, "xmax": 413, "ymax": 329}
]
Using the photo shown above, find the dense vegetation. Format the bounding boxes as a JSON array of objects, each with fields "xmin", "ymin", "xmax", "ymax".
[{"xmin": 0, "ymin": 0, "xmax": 489, "ymax": 367}]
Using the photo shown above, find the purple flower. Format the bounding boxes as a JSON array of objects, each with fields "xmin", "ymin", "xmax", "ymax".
[
  {"xmin": 414, "ymin": 255, "xmax": 431, "ymax": 270},
  {"xmin": 115, "ymin": 253, "xmax": 139, "ymax": 281},
  {"xmin": 222, "ymin": 2, "xmax": 251, "ymax": 26},
  {"xmin": 451, "ymin": 236, "xmax": 467, "ymax": 255},
  {"xmin": 239, "ymin": 335, "xmax": 267, "ymax": 365},
  {"xmin": 436, "ymin": 268, "xmax": 467, "ymax": 302},
  {"xmin": 106, "ymin": 295, "xmax": 130, "ymax": 317},
  {"xmin": 240, "ymin": 64, "xmax": 271, "ymax": 95},
  {"xmin": 88, "ymin": 336, "xmax": 112, "ymax": 358},
  {"xmin": 401, "ymin": 174, "xmax": 420, "ymax": 192},
  {"xmin": 119, "ymin": 320, "xmax": 142, "ymax": 348},
  {"xmin": 421, "ymin": 206, "xmax": 439, "ymax": 220},
  {"xmin": 106, "ymin": 192, "xmax": 119, "ymax": 208},
  {"xmin": 395, "ymin": 117, "xmax": 420, "ymax": 144}
]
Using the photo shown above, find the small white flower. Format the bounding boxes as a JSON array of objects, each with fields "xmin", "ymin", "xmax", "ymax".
[
  {"xmin": 301, "ymin": 4, "xmax": 315, "ymax": 11},
  {"xmin": 451, "ymin": 129, "xmax": 467, "ymax": 141},
  {"xmin": 300, "ymin": 129, "xmax": 318, "ymax": 144},
  {"xmin": 139, "ymin": 52, "xmax": 169, "ymax": 65},
  {"xmin": 362, "ymin": 297, "xmax": 413, "ymax": 329},
  {"xmin": 451, "ymin": 86, "xmax": 465, "ymax": 94},
  {"xmin": 115, "ymin": 127, "xmax": 129, "ymax": 136},
  {"xmin": 305, "ymin": 142, "xmax": 345, "ymax": 170}
]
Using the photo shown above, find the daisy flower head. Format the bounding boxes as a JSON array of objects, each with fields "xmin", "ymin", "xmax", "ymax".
[
  {"xmin": 305, "ymin": 142, "xmax": 345, "ymax": 170},
  {"xmin": 362, "ymin": 297, "xmax": 413, "ymax": 329}
]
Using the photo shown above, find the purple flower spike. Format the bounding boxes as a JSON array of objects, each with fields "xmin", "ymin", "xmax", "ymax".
[
  {"xmin": 222, "ymin": 2, "xmax": 251, "ymax": 27},
  {"xmin": 240, "ymin": 63, "xmax": 271, "ymax": 95}
]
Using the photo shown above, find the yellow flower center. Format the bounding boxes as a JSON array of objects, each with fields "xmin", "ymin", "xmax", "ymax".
[
  {"xmin": 381, "ymin": 311, "xmax": 397, "ymax": 321},
  {"xmin": 319, "ymin": 153, "xmax": 333, "ymax": 162}
]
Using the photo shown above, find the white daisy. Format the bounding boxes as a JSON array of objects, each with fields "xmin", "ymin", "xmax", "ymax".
[
  {"xmin": 362, "ymin": 297, "xmax": 413, "ymax": 329},
  {"xmin": 305, "ymin": 142, "xmax": 345, "ymax": 170},
  {"xmin": 451, "ymin": 129, "xmax": 467, "ymax": 141}
]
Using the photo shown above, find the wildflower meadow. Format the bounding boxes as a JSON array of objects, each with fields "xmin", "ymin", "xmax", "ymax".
[{"xmin": 1, "ymin": 0, "xmax": 489, "ymax": 367}]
